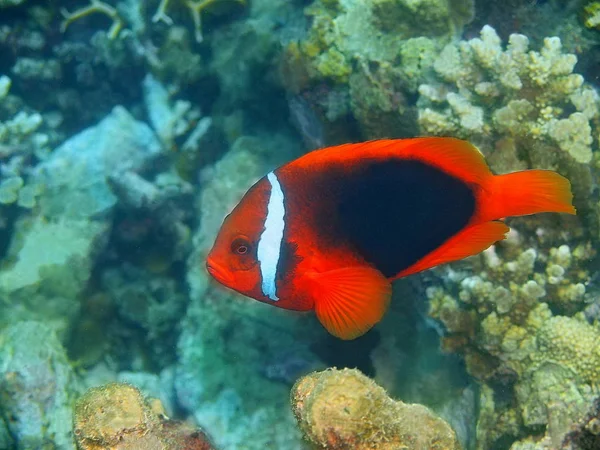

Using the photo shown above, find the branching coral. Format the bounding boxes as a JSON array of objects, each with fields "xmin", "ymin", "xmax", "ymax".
[
  {"xmin": 60, "ymin": 0, "xmax": 125, "ymax": 40},
  {"xmin": 62, "ymin": 0, "xmax": 246, "ymax": 43},
  {"xmin": 0, "ymin": 75, "xmax": 51, "ymax": 209},
  {"xmin": 418, "ymin": 25, "xmax": 599, "ymax": 166},
  {"xmin": 426, "ymin": 231, "xmax": 599, "ymax": 448},
  {"xmin": 153, "ymin": 0, "xmax": 247, "ymax": 42},
  {"xmin": 291, "ymin": 368, "xmax": 461, "ymax": 449}
]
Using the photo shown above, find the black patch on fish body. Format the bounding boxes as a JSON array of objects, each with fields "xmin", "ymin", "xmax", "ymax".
[
  {"xmin": 330, "ymin": 159, "xmax": 476, "ymax": 278},
  {"xmin": 276, "ymin": 239, "xmax": 302, "ymax": 284}
]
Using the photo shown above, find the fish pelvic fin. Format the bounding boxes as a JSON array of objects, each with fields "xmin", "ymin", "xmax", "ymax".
[
  {"xmin": 394, "ymin": 221, "xmax": 510, "ymax": 279},
  {"xmin": 480, "ymin": 170, "xmax": 576, "ymax": 221},
  {"xmin": 305, "ymin": 266, "xmax": 392, "ymax": 340}
]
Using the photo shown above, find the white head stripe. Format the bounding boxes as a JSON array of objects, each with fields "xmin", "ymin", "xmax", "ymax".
[{"xmin": 257, "ymin": 172, "xmax": 285, "ymax": 301}]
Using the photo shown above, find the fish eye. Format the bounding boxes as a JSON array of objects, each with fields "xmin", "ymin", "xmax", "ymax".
[{"xmin": 231, "ymin": 237, "xmax": 251, "ymax": 256}]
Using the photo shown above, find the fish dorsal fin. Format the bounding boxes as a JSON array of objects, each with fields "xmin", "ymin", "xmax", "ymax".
[
  {"xmin": 400, "ymin": 137, "xmax": 493, "ymax": 184},
  {"xmin": 395, "ymin": 221, "xmax": 510, "ymax": 279},
  {"xmin": 305, "ymin": 266, "xmax": 392, "ymax": 340},
  {"xmin": 292, "ymin": 137, "xmax": 492, "ymax": 186}
]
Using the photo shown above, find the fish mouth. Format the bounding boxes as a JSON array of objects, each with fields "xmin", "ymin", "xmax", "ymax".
[{"xmin": 206, "ymin": 258, "xmax": 234, "ymax": 285}]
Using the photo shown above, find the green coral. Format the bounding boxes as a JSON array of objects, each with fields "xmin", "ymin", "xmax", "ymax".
[
  {"xmin": 288, "ymin": 0, "xmax": 462, "ymax": 86},
  {"xmin": 291, "ymin": 368, "xmax": 461, "ymax": 449},
  {"xmin": 582, "ymin": 2, "xmax": 600, "ymax": 30},
  {"xmin": 280, "ymin": 0, "xmax": 473, "ymax": 140},
  {"xmin": 371, "ymin": 0, "xmax": 474, "ymax": 36}
]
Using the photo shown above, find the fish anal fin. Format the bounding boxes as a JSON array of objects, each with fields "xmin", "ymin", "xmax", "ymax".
[
  {"xmin": 395, "ymin": 221, "xmax": 510, "ymax": 279},
  {"xmin": 305, "ymin": 266, "xmax": 392, "ymax": 340}
]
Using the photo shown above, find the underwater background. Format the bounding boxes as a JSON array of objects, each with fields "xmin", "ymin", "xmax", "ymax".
[{"xmin": 1, "ymin": 0, "xmax": 600, "ymax": 449}]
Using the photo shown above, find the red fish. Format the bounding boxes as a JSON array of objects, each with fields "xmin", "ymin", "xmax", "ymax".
[{"xmin": 206, "ymin": 137, "xmax": 576, "ymax": 340}]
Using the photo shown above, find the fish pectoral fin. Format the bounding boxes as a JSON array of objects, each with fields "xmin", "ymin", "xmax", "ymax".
[
  {"xmin": 395, "ymin": 221, "xmax": 510, "ymax": 279},
  {"xmin": 305, "ymin": 266, "xmax": 392, "ymax": 340}
]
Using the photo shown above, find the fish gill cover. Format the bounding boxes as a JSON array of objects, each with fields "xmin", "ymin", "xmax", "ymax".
[{"xmin": 0, "ymin": 0, "xmax": 599, "ymax": 449}]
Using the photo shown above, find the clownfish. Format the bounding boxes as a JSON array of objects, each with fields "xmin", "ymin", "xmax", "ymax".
[{"xmin": 206, "ymin": 137, "xmax": 576, "ymax": 340}]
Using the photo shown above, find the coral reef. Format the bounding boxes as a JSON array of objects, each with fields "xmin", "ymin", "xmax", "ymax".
[
  {"xmin": 279, "ymin": 0, "xmax": 474, "ymax": 142},
  {"xmin": 0, "ymin": 105, "xmax": 163, "ymax": 338},
  {"xmin": 418, "ymin": 25, "xmax": 598, "ymax": 165},
  {"xmin": 0, "ymin": 321, "xmax": 79, "ymax": 449},
  {"xmin": 562, "ymin": 396, "xmax": 600, "ymax": 450},
  {"xmin": 62, "ymin": 0, "xmax": 247, "ymax": 43},
  {"xmin": 73, "ymin": 382, "xmax": 216, "ymax": 449},
  {"xmin": 2, "ymin": 0, "xmax": 600, "ymax": 448},
  {"xmin": 410, "ymin": 23, "xmax": 600, "ymax": 450},
  {"xmin": 100, "ymin": 265, "xmax": 189, "ymax": 368},
  {"xmin": 291, "ymin": 368, "xmax": 461, "ymax": 449},
  {"xmin": 0, "ymin": 74, "xmax": 57, "ymax": 209},
  {"xmin": 427, "ymin": 230, "xmax": 600, "ymax": 447}
]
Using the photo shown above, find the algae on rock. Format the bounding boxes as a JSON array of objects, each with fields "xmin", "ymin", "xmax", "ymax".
[
  {"xmin": 291, "ymin": 368, "xmax": 461, "ymax": 449},
  {"xmin": 0, "ymin": 106, "xmax": 163, "ymax": 339},
  {"xmin": 0, "ymin": 321, "xmax": 79, "ymax": 449},
  {"xmin": 73, "ymin": 382, "xmax": 216, "ymax": 449}
]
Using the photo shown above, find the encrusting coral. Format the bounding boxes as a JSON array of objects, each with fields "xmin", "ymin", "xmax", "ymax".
[
  {"xmin": 291, "ymin": 368, "xmax": 461, "ymax": 449},
  {"xmin": 73, "ymin": 382, "xmax": 216, "ymax": 450}
]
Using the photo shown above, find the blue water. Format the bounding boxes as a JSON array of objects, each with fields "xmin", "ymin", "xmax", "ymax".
[{"xmin": 0, "ymin": 0, "xmax": 599, "ymax": 449}]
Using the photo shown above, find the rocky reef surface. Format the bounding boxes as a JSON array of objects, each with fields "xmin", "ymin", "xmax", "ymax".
[{"xmin": 1, "ymin": 0, "xmax": 600, "ymax": 449}]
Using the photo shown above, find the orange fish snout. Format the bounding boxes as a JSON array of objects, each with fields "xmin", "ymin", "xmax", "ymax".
[{"xmin": 206, "ymin": 258, "xmax": 234, "ymax": 285}]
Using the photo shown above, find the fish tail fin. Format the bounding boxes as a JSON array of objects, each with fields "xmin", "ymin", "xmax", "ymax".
[{"xmin": 482, "ymin": 170, "xmax": 576, "ymax": 220}]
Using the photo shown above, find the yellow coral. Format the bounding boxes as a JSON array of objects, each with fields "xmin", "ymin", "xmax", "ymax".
[
  {"xmin": 291, "ymin": 368, "xmax": 461, "ymax": 450},
  {"xmin": 153, "ymin": 0, "xmax": 247, "ymax": 43},
  {"xmin": 535, "ymin": 316, "xmax": 600, "ymax": 385},
  {"xmin": 61, "ymin": 0, "xmax": 124, "ymax": 39},
  {"xmin": 583, "ymin": 2, "xmax": 600, "ymax": 29},
  {"xmin": 73, "ymin": 382, "xmax": 216, "ymax": 450},
  {"xmin": 73, "ymin": 383, "xmax": 154, "ymax": 449}
]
